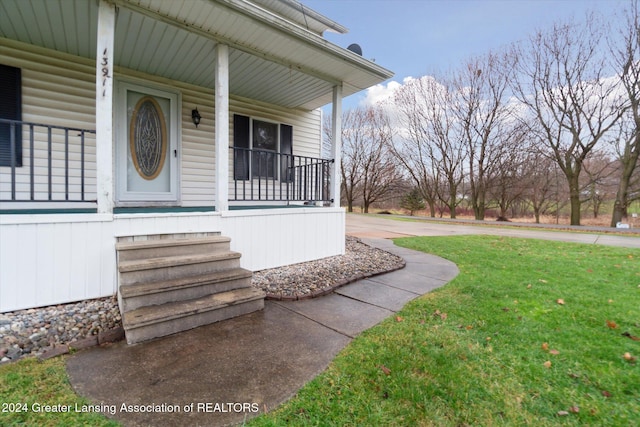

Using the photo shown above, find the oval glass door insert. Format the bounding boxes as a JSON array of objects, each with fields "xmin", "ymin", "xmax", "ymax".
[{"xmin": 129, "ymin": 96, "xmax": 167, "ymax": 180}]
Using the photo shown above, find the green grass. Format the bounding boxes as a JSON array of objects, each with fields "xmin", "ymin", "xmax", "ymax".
[
  {"xmin": 2, "ymin": 236, "xmax": 638, "ymax": 426},
  {"xmin": 0, "ymin": 356, "xmax": 119, "ymax": 426},
  {"xmin": 249, "ymin": 236, "xmax": 640, "ymax": 426}
]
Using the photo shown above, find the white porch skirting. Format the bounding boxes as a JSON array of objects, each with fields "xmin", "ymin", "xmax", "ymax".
[{"xmin": 0, "ymin": 207, "xmax": 345, "ymax": 312}]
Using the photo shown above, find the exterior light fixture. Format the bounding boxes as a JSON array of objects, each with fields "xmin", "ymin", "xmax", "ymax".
[{"xmin": 192, "ymin": 108, "xmax": 201, "ymax": 127}]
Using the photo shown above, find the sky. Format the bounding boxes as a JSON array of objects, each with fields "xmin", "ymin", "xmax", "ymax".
[{"xmin": 303, "ymin": 0, "xmax": 628, "ymax": 110}]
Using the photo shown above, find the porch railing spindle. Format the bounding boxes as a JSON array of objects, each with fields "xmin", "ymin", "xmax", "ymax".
[
  {"xmin": 64, "ymin": 129, "xmax": 69, "ymax": 200},
  {"xmin": 30, "ymin": 124, "xmax": 34, "ymax": 200}
]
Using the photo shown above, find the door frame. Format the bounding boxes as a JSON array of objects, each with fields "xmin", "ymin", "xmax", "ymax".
[{"xmin": 115, "ymin": 79, "xmax": 181, "ymax": 206}]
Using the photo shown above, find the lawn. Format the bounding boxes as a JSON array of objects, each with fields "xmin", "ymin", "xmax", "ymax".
[
  {"xmin": 249, "ymin": 236, "xmax": 639, "ymax": 426},
  {"xmin": 1, "ymin": 236, "xmax": 638, "ymax": 426}
]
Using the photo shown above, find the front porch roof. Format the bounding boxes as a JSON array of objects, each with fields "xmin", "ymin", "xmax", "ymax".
[{"xmin": 0, "ymin": 0, "xmax": 393, "ymax": 110}]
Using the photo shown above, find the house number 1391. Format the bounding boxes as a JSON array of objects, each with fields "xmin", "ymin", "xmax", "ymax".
[{"xmin": 101, "ymin": 48, "xmax": 110, "ymax": 97}]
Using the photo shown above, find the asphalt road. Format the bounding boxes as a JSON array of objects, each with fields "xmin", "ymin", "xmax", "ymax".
[{"xmin": 345, "ymin": 213, "xmax": 640, "ymax": 249}]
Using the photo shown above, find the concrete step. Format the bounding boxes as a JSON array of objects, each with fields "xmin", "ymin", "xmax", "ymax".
[
  {"xmin": 120, "ymin": 268, "xmax": 253, "ymax": 312},
  {"xmin": 116, "ymin": 236, "xmax": 232, "ymax": 262},
  {"xmin": 122, "ymin": 288, "xmax": 265, "ymax": 344},
  {"xmin": 118, "ymin": 252, "xmax": 242, "ymax": 286}
]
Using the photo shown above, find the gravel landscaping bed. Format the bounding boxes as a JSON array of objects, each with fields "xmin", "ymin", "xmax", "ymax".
[
  {"xmin": 253, "ymin": 236, "xmax": 405, "ymax": 299},
  {"xmin": 0, "ymin": 236, "xmax": 403, "ymax": 363}
]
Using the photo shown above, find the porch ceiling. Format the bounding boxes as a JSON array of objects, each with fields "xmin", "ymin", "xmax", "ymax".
[{"xmin": 0, "ymin": 0, "xmax": 393, "ymax": 110}]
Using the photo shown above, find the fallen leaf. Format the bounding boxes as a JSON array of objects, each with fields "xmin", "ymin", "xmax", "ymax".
[
  {"xmin": 606, "ymin": 320, "xmax": 618, "ymax": 329},
  {"xmin": 549, "ymin": 349, "xmax": 560, "ymax": 355},
  {"xmin": 622, "ymin": 332, "xmax": 640, "ymax": 341},
  {"xmin": 502, "ymin": 307, "xmax": 510, "ymax": 312},
  {"xmin": 379, "ymin": 365, "xmax": 391, "ymax": 375},
  {"xmin": 608, "ymin": 299, "xmax": 613, "ymax": 303},
  {"xmin": 623, "ymin": 352, "xmax": 637, "ymax": 362},
  {"xmin": 556, "ymin": 299, "xmax": 565, "ymax": 305},
  {"xmin": 539, "ymin": 279, "xmax": 548, "ymax": 283},
  {"xmin": 569, "ymin": 406, "xmax": 580, "ymax": 413},
  {"xmin": 439, "ymin": 312, "xmax": 448, "ymax": 320},
  {"xmin": 527, "ymin": 284, "xmax": 532, "ymax": 289},
  {"xmin": 544, "ymin": 360, "xmax": 552, "ymax": 369},
  {"xmin": 541, "ymin": 342, "xmax": 549, "ymax": 351},
  {"xmin": 602, "ymin": 390, "xmax": 612, "ymax": 398},
  {"xmin": 587, "ymin": 269, "xmax": 593, "ymax": 273},
  {"xmin": 395, "ymin": 316, "xmax": 403, "ymax": 322},
  {"xmin": 556, "ymin": 410, "xmax": 569, "ymax": 416},
  {"xmin": 465, "ymin": 325, "xmax": 473, "ymax": 330}
]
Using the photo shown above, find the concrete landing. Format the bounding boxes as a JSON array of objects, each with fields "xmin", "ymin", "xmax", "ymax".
[{"xmin": 66, "ymin": 239, "xmax": 459, "ymax": 427}]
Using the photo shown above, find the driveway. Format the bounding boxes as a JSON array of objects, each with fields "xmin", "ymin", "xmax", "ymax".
[{"xmin": 346, "ymin": 213, "xmax": 640, "ymax": 248}]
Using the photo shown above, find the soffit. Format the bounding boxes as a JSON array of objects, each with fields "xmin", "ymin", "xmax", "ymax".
[{"xmin": 0, "ymin": 0, "xmax": 393, "ymax": 110}]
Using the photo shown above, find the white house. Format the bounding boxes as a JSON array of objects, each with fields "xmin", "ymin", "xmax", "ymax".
[{"xmin": 0, "ymin": 0, "xmax": 392, "ymax": 343}]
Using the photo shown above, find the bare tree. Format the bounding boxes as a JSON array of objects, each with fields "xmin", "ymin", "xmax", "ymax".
[
  {"xmin": 609, "ymin": 1, "xmax": 640, "ymax": 226},
  {"xmin": 358, "ymin": 107, "xmax": 401, "ymax": 213},
  {"xmin": 512, "ymin": 16, "xmax": 625, "ymax": 225},
  {"xmin": 331, "ymin": 106, "xmax": 400, "ymax": 213},
  {"xmin": 522, "ymin": 147, "xmax": 565, "ymax": 223},
  {"xmin": 392, "ymin": 76, "xmax": 466, "ymax": 218},
  {"xmin": 581, "ymin": 150, "xmax": 618, "ymax": 219},
  {"xmin": 338, "ymin": 109, "xmax": 365, "ymax": 212},
  {"xmin": 486, "ymin": 124, "xmax": 529, "ymax": 219},
  {"xmin": 454, "ymin": 50, "xmax": 515, "ymax": 220}
]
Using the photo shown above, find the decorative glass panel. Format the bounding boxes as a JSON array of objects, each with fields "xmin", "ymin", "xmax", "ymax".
[{"xmin": 129, "ymin": 96, "xmax": 167, "ymax": 180}]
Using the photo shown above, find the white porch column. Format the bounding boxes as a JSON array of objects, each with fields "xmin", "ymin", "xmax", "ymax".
[
  {"xmin": 95, "ymin": 0, "xmax": 115, "ymax": 214},
  {"xmin": 330, "ymin": 84, "xmax": 343, "ymax": 208},
  {"xmin": 215, "ymin": 44, "xmax": 230, "ymax": 212}
]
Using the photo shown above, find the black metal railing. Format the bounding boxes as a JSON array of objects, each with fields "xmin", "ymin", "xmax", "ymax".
[
  {"xmin": 0, "ymin": 118, "xmax": 96, "ymax": 203},
  {"xmin": 231, "ymin": 146, "xmax": 332, "ymax": 203}
]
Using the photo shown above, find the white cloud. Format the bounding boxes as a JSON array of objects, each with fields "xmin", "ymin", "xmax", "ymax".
[{"xmin": 360, "ymin": 78, "xmax": 408, "ymax": 107}]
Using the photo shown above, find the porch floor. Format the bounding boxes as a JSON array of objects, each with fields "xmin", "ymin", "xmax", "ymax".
[{"xmin": 65, "ymin": 238, "xmax": 458, "ymax": 426}]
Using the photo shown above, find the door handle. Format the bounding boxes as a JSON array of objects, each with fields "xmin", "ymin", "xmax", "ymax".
[{"xmin": 174, "ymin": 149, "xmax": 177, "ymax": 157}]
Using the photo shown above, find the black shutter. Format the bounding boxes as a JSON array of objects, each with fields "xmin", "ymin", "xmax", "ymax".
[
  {"xmin": 233, "ymin": 114, "xmax": 250, "ymax": 180},
  {"xmin": 280, "ymin": 124, "xmax": 293, "ymax": 182},
  {"xmin": 0, "ymin": 64, "xmax": 22, "ymax": 167}
]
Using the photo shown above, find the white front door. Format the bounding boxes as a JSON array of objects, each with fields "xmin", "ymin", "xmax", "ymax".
[{"xmin": 116, "ymin": 81, "xmax": 179, "ymax": 204}]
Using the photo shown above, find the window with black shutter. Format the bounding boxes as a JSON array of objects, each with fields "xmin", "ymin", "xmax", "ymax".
[{"xmin": 0, "ymin": 64, "xmax": 22, "ymax": 167}]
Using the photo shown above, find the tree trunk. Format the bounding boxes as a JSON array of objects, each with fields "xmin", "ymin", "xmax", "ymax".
[
  {"xmin": 428, "ymin": 201, "xmax": 436, "ymax": 218},
  {"xmin": 449, "ymin": 186, "xmax": 457, "ymax": 219},
  {"xmin": 611, "ymin": 156, "xmax": 636, "ymax": 226},
  {"xmin": 474, "ymin": 203, "xmax": 485, "ymax": 221},
  {"xmin": 568, "ymin": 177, "xmax": 581, "ymax": 226},
  {"xmin": 611, "ymin": 180, "xmax": 629, "ymax": 226}
]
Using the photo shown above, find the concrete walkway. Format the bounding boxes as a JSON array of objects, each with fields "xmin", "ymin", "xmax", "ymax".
[{"xmin": 66, "ymin": 239, "xmax": 459, "ymax": 427}]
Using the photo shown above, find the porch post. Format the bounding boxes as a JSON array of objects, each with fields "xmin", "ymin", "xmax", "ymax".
[
  {"xmin": 215, "ymin": 44, "xmax": 230, "ymax": 212},
  {"xmin": 95, "ymin": 0, "xmax": 115, "ymax": 214},
  {"xmin": 330, "ymin": 84, "xmax": 343, "ymax": 208}
]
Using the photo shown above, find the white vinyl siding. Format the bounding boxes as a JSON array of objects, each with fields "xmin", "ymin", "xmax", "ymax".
[{"xmin": 0, "ymin": 39, "xmax": 97, "ymax": 204}]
